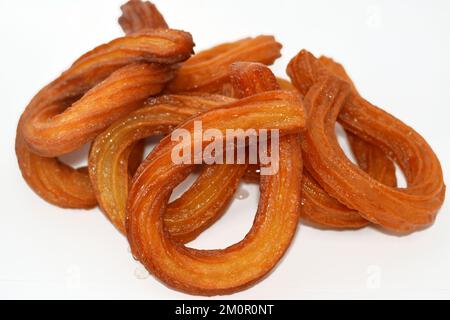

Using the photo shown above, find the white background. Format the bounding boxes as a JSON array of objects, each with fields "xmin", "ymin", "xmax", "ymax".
[{"xmin": 1, "ymin": 0, "xmax": 449, "ymax": 300}]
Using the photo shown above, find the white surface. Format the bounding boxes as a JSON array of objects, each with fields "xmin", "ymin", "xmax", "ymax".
[{"xmin": 1, "ymin": 0, "xmax": 449, "ymax": 300}]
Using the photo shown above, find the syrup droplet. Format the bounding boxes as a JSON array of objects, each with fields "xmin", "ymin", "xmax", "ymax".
[
  {"xmin": 235, "ymin": 188, "xmax": 250, "ymax": 200},
  {"xmin": 134, "ymin": 266, "xmax": 149, "ymax": 280}
]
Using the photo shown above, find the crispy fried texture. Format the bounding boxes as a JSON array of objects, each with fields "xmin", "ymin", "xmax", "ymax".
[
  {"xmin": 244, "ymin": 164, "xmax": 370, "ymax": 229},
  {"xmin": 126, "ymin": 78, "xmax": 305, "ymax": 295},
  {"xmin": 300, "ymin": 133, "xmax": 397, "ymax": 229},
  {"xmin": 16, "ymin": 131, "xmax": 97, "ymax": 209},
  {"xmin": 299, "ymin": 57, "xmax": 397, "ymax": 229},
  {"xmin": 15, "ymin": 0, "xmax": 446, "ymax": 296},
  {"xmin": 16, "ymin": 95, "xmax": 146, "ymax": 209},
  {"xmin": 21, "ymin": 31, "xmax": 194, "ymax": 157},
  {"xmin": 89, "ymin": 94, "xmax": 249, "ymax": 242},
  {"xmin": 347, "ymin": 132, "xmax": 397, "ymax": 187},
  {"xmin": 277, "ymin": 77, "xmax": 297, "ymax": 91},
  {"xmin": 166, "ymin": 36, "xmax": 282, "ymax": 94},
  {"xmin": 233, "ymin": 62, "xmax": 397, "ymax": 230},
  {"xmin": 16, "ymin": 27, "xmax": 194, "ymax": 208},
  {"xmin": 287, "ymin": 50, "xmax": 445, "ymax": 233},
  {"xmin": 231, "ymin": 65, "xmax": 390, "ymax": 230},
  {"xmin": 229, "ymin": 62, "xmax": 281, "ymax": 97},
  {"xmin": 319, "ymin": 55, "xmax": 397, "ymax": 187},
  {"xmin": 165, "ymin": 162, "xmax": 247, "ymax": 243},
  {"xmin": 120, "ymin": 1, "xmax": 282, "ymax": 96},
  {"xmin": 119, "ymin": 0, "xmax": 168, "ymax": 34}
]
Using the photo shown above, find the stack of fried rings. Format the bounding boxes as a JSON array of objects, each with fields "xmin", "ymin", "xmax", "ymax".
[{"xmin": 15, "ymin": 0, "xmax": 445, "ymax": 296}]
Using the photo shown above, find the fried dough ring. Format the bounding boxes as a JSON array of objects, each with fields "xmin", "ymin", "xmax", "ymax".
[
  {"xmin": 126, "ymin": 82, "xmax": 305, "ymax": 295},
  {"xmin": 299, "ymin": 57, "xmax": 397, "ymax": 229},
  {"xmin": 287, "ymin": 50, "xmax": 445, "ymax": 233},
  {"xmin": 89, "ymin": 94, "xmax": 250, "ymax": 243},
  {"xmin": 16, "ymin": 29, "xmax": 194, "ymax": 208},
  {"xmin": 21, "ymin": 30, "xmax": 194, "ymax": 157},
  {"xmin": 270, "ymin": 59, "xmax": 396, "ymax": 230}
]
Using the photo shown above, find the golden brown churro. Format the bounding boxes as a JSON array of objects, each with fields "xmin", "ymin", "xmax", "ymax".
[
  {"xmin": 126, "ymin": 65, "xmax": 306, "ymax": 295},
  {"xmin": 287, "ymin": 50, "xmax": 445, "ymax": 233}
]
